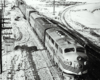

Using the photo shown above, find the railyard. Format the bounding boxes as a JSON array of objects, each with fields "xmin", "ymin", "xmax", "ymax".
[{"xmin": 1, "ymin": 0, "xmax": 100, "ymax": 80}]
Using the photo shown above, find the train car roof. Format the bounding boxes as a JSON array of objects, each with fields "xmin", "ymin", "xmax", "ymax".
[
  {"xmin": 35, "ymin": 17, "xmax": 52, "ymax": 25},
  {"xmin": 30, "ymin": 12, "xmax": 42, "ymax": 19},
  {"xmin": 35, "ymin": 18, "xmax": 57, "ymax": 31},
  {"xmin": 26, "ymin": 8, "xmax": 36, "ymax": 11},
  {"xmin": 26, "ymin": 5, "xmax": 36, "ymax": 11},
  {"xmin": 46, "ymin": 28, "xmax": 82, "ymax": 49}
]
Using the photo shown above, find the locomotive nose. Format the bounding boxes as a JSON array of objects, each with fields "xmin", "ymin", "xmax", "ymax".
[{"xmin": 77, "ymin": 56, "xmax": 88, "ymax": 73}]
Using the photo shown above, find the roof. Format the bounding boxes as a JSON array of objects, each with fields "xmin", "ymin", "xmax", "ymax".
[
  {"xmin": 36, "ymin": 17, "xmax": 51, "ymax": 25},
  {"xmin": 46, "ymin": 28, "xmax": 82, "ymax": 49},
  {"xmin": 26, "ymin": 8, "xmax": 36, "ymax": 12},
  {"xmin": 35, "ymin": 17, "xmax": 57, "ymax": 30}
]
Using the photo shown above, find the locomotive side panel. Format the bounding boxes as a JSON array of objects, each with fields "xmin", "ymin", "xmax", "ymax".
[
  {"xmin": 29, "ymin": 12, "xmax": 41, "ymax": 25},
  {"xmin": 29, "ymin": 12, "xmax": 42, "ymax": 30},
  {"xmin": 34, "ymin": 20, "xmax": 44, "ymax": 42},
  {"xmin": 45, "ymin": 28, "xmax": 88, "ymax": 75},
  {"xmin": 45, "ymin": 28, "xmax": 60, "ymax": 64},
  {"xmin": 34, "ymin": 18, "xmax": 55, "ymax": 43},
  {"xmin": 29, "ymin": 13, "xmax": 36, "ymax": 28}
]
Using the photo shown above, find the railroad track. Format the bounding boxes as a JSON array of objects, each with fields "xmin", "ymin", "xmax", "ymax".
[{"xmin": 60, "ymin": 4, "xmax": 100, "ymax": 80}]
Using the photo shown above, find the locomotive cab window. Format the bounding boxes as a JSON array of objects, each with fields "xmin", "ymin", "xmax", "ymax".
[
  {"xmin": 76, "ymin": 47, "xmax": 85, "ymax": 53},
  {"xmin": 51, "ymin": 39, "xmax": 54, "ymax": 44},
  {"xmin": 55, "ymin": 43, "xmax": 58, "ymax": 49},
  {"xmin": 49, "ymin": 35, "xmax": 51, "ymax": 40},
  {"xmin": 64, "ymin": 48, "xmax": 74, "ymax": 53}
]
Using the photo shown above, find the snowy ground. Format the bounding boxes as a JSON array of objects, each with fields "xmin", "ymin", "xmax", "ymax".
[
  {"xmin": 70, "ymin": 3, "xmax": 100, "ymax": 29},
  {"xmin": 61, "ymin": 3, "xmax": 100, "ymax": 47},
  {"xmin": 23, "ymin": 0, "xmax": 78, "ymax": 22},
  {"xmin": 2, "ymin": 1, "xmax": 98, "ymax": 79}
]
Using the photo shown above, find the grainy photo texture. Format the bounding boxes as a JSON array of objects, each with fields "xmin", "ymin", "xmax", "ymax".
[{"xmin": 1, "ymin": 0, "xmax": 100, "ymax": 80}]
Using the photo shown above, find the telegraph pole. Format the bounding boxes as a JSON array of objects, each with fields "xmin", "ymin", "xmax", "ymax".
[
  {"xmin": 0, "ymin": 0, "xmax": 11, "ymax": 73},
  {"xmin": 53, "ymin": 0, "xmax": 55, "ymax": 15},
  {"xmin": 0, "ymin": 0, "xmax": 3, "ymax": 74}
]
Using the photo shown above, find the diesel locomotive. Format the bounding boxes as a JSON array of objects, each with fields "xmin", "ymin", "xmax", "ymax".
[{"xmin": 15, "ymin": 0, "xmax": 88, "ymax": 76}]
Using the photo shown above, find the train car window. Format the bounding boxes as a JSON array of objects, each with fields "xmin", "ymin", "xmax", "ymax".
[
  {"xmin": 76, "ymin": 47, "xmax": 85, "ymax": 53},
  {"xmin": 64, "ymin": 48, "xmax": 74, "ymax": 53},
  {"xmin": 49, "ymin": 35, "xmax": 51, "ymax": 40},
  {"xmin": 51, "ymin": 39, "xmax": 54, "ymax": 44},
  {"xmin": 55, "ymin": 43, "xmax": 58, "ymax": 49}
]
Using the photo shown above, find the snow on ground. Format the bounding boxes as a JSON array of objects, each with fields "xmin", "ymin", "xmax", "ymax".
[
  {"xmin": 32, "ymin": 51, "xmax": 54, "ymax": 80},
  {"xmin": 65, "ymin": 0, "xmax": 100, "ymax": 3},
  {"xmin": 23, "ymin": 0, "xmax": 67, "ymax": 21},
  {"xmin": 2, "ymin": 51, "xmax": 14, "ymax": 71},
  {"xmin": 13, "ymin": 70, "xmax": 25, "ymax": 80},
  {"xmin": 2, "ymin": 49, "xmax": 26, "ymax": 80},
  {"xmin": 70, "ymin": 3, "xmax": 100, "ymax": 29},
  {"xmin": 93, "ymin": 10, "xmax": 100, "ymax": 21},
  {"xmin": 62, "ymin": 3, "xmax": 100, "ymax": 46},
  {"xmin": 1, "ymin": 5, "xmax": 30, "ymax": 80}
]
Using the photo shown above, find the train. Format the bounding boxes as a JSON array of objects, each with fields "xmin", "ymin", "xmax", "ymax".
[{"xmin": 14, "ymin": 0, "xmax": 88, "ymax": 77}]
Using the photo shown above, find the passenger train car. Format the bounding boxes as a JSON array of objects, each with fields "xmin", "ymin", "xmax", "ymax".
[{"xmin": 15, "ymin": 0, "xmax": 88, "ymax": 76}]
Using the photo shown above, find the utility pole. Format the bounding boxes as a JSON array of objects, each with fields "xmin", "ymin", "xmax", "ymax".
[
  {"xmin": 0, "ymin": 0, "xmax": 3, "ymax": 74},
  {"xmin": 0, "ymin": 0, "xmax": 11, "ymax": 73},
  {"xmin": 53, "ymin": 0, "xmax": 55, "ymax": 15}
]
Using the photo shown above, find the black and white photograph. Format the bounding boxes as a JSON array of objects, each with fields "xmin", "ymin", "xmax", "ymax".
[{"xmin": 0, "ymin": 0, "xmax": 100, "ymax": 80}]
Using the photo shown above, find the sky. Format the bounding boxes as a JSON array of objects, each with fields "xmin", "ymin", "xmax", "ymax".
[
  {"xmin": 66, "ymin": 0, "xmax": 100, "ymax": 3},
  {"xmin": 7, "ymin": 0, "xmax": 100, "ymax": 3}
]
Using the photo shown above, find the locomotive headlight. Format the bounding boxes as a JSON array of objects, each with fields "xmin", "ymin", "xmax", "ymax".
[
  {"xmin": 78, "ymin": 72, "xmax": 82, "ymax": 75},
  {"xmin": 78, "ymin": 57, "xmax": 81, "ymax": 61},
  {"xmin": 74, "ymin": 62, "xmax": 79, "ymax": 68},
  {"xmin": 84, "ymin": 61, "xmax": 87, "ymax": 65}
]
